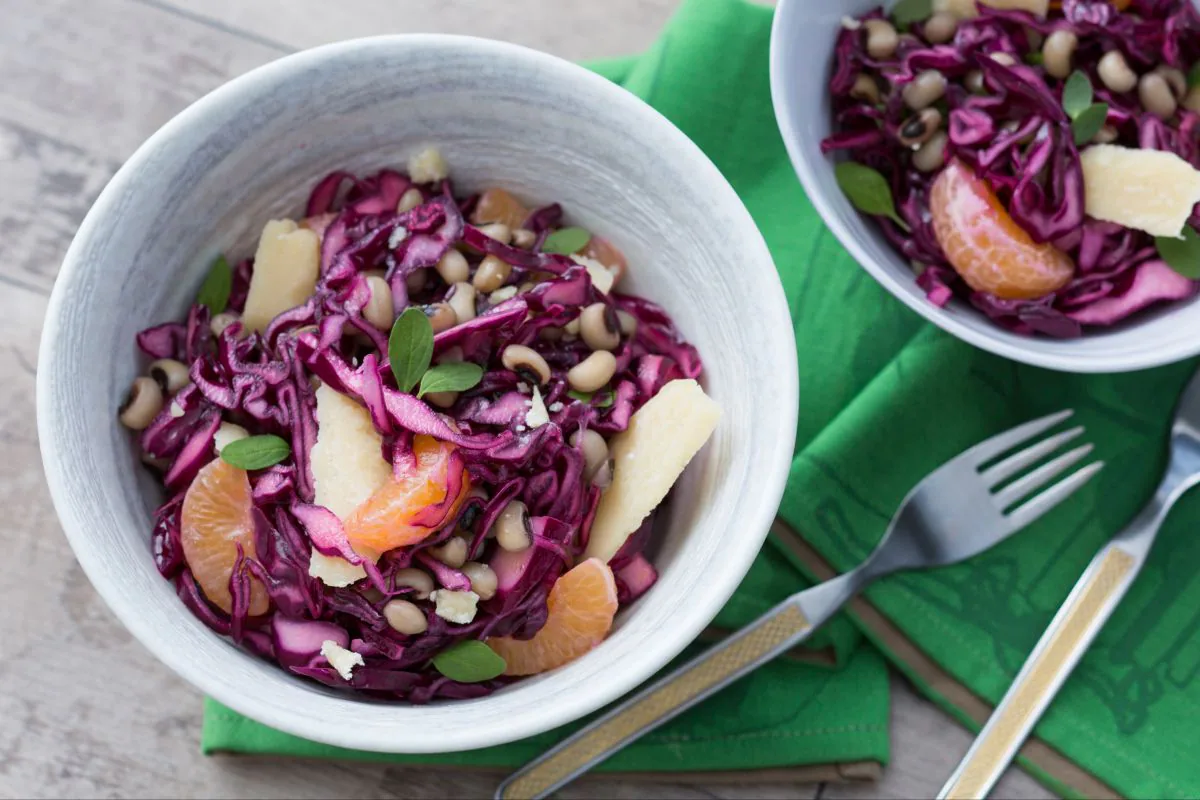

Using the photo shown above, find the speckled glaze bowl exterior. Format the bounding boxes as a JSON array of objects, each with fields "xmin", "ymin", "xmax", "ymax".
[
  {"xmin": 770, "ymin": 0, "xmax": 1200, "ymax": 373},
  {"xmin": 37, "ymin": 36, "xmax": 796, "ymax": 753}
]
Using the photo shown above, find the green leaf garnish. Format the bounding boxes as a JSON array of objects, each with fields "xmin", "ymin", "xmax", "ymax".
[
  {"xmin": 1024, "ymin": 52, "xmax": 1044, "ymax": 66},
  {"xmin": 834, "ymin": 162, "xmax": 910, "ymax": 231},
  {"xmin": 1157, "ymin": 228, "xmax": 1200, "ymax": 279},
  {"xmin": 418, "ymin": 362, "xmax": 484, "ymax": 398},
  {"xmin": 389, "ymin": 307, "xmax": 434, "ymax": 394},
  {"xmin": 432, "ymin": 640, "xmax": 506, "ymax": 683},
  {"xmin": 1071, "ymin": 102, "xmax": 1109, "ymax": 146},
  {"xmin": 890, "ymin": 0, "xmax": 933, "ymax": 28},
  {"xmin": 540, "ymin": 227, "xmax": 592, "ymax": 255},
  {"xmin": 1062, "ymin": 70, "xmax": 1094, "ymax": 120},
  {"xmin": 567, "ymin": 389, "xmax": 614, "ymax": 408},
  {"xmin": 196, "ymin": 255, "xmax": 232, "ymax": 314},
  {"xmin": 220, "ymin": 435, "xmax": 291, "ymax": 470},
  {"xmin": 1188, "ymin": 62, "xmax": 1200, "ymax": 89}
]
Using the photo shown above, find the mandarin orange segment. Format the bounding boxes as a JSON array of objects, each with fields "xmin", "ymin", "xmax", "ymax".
[
  {"xmin": 489, "ymin": 558, "xmax": 618, "ymax": 676},
  {"xmin": 581, "ymin": 236, "xmax": 627, "ymax": 285},
  {"xmin": 930, "ymin": 159, "xmax": 1075, "ymax": 300},
  {"xmin": 471, "ymin": 188, "xmax": 530, "ymax": 229},
  {"xmin": 341, "ymin": 435, "xmax": 470, "ymax": 555},
  {"xmin": 181, "ymin": 458, "xmax": 270, "ymax": 615}
]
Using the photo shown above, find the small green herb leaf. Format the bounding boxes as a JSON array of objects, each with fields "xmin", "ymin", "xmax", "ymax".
[
  {"xmin": 541, "ymin": 227, "xmax": 592, "ymax": 255},
  {"xmin": 432, "ymin": 640, "xmax": 506, "ymax": 683},
  {"xmin": 196, "ymin": 255, "xmax": 232, "ymax": 314},
  {"xmin": 1024, "ymin": 52, "xmax": 1044, "ymax": 66},
  {"xmin": 566, "ymin": 390, "xmax": 593, "ymax": 404},
  {"xmin": 568, "ymin": 389, "xmax": 615, "ymax": 408},
  {"xmin": 1062, "ymin": 70, "xmax": 1094, "ymax": 119},
  {"xmin": 834, "ymin": 162, "xmax": 910, "ymax": 231},
  {"xmin": 389, "ymin": 308, "xmax": 434, "ymax": 394},
  {"xmin": 220, "ymin": 435, "xmax": 291, "ymax": 470},
  {"xmin": 1188, "ymin": 62, "xmax": 1200, "ymax": 89},
  {"xmin": 1071, "ymin": 102, "xmax": 1109, "ymax": 146},
  {"xmin": 890, "ymin": 0, "xmax": 933, "ymax": 28},
  {"xmin": 1157, "ymin": 228, "xmax": 1200, "ymax": 279},
  {"xmin": 418, "ymin": 362, "xmax": 484, "ymax": 399}
]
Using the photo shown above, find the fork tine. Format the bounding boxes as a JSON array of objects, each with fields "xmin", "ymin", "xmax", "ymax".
[
  {"xmin": 992, "ymin": 443, "xmax": 1094, "ymax": 510},
  {"xmin": 963, "ymin": 409, "xmax": 1074, "ymax": 467},
  {"xmin": 980, "ymin": 426, "xmax": 1085, "ymax": 487},
  {"xmin": 1004, "ymin": 461, "xmax": 1105, "ymax": 529}
]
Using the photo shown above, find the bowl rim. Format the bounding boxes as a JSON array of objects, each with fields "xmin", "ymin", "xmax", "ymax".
[
  {"xmin": 767, "ymin": 0, "xmax": 1200, "ymax": 375},
  {"xmin": 38, "ymin": 33, "xmax": 798, "ymax": 752}
]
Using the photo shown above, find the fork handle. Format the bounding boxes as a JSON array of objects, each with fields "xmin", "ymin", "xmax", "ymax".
[
  {"xmin": 494, "ymin": 579, "xmax": 856, "ymax": 800},
  {"xmin": 937, "ymin": 541, "xmax": 1144, "ymax": 800}
]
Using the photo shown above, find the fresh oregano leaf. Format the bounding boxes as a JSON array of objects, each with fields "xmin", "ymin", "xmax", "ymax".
[
  {"xmin": 1071, "ymin": 102, "xmax": 1109, "ymax": 146},
  {"xmin": 1157, "ymin": 228, "xmax": 1200, "ymax": 279},
  {"xmin": 389, "ymin": 307, "xmax": 434, "ymax": 394},
  {"xmin": 566, "ymin": 389, "xmax": 614, "ymax": 408},
  {"xmin": 891, "ymin": 0, "xmax": 933, "ymax": 28},
  {"xmin": 566, "ymin": 390, "xmax": 593, "ymax": 404},
  {"xmin": 418, "ymin": 362, "xmax": 484, "ymax": 399},
  {"xmin": 196, "ymin": 255, "xmax": 232, "ymax": 314},
  {"xmin": 432, "ymin": 640, "xmax": 506, "ymax": 683},
  {"xmin": 1062, "ymin": 70, "xmax": 1094, "ymax": 119},
  {"xmin": 834, "ymin": 161, "xmax": 910, "ymax": 231},
  {"xmin": 1024, "ymin": 52, "xmax": 1044, "ymax": 66},
  {"xmin": 541, "ymin": 227, "xmax": 592, "ymax": 255},
  {"xmin": 220, "ymin": 435, "xmax": 291, "ymax": 470},
  {"xmin": 1188, "ymin": 62, "xmax": 1200, "ymax": 89}
]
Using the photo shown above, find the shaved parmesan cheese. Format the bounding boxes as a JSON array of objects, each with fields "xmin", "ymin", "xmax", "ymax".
[
  {"xmin": 571, "ymin": 254, "xmax": 615, "ymax": 294},
  {"xmin": 526, "ymin": 386, "xmax": 549, "ymax": 429},
  {"xmin": 1080, "ymin": 145, "xmax": 1200, "ymax": 238},
  {"xmin": 583, "ymin": 380, "xmax": 720, "ymax": 563},
  {"xmin": 320, "ymin": 640, "xmax": 364, "ymax": 680},
  {"xmin": 307, "ymin": 384, "xmax": 392, "ymax": 586},
  {"xmin": 242, "ymin": 220, "xmax": 320, "ymax": 332}
]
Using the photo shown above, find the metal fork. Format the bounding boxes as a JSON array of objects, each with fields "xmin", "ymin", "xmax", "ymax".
[{"xmin": 497, "ymin": 410, "xmax": 1103, "ymax": 800}]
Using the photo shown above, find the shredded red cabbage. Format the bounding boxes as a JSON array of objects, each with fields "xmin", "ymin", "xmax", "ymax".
[
  {"xmin": 824, "ymin": 0, "xmax": 1200, "ymax": 337},
  {"xmin": 131, "ymin": 166, "xmax": 702, "ymax": 702}
]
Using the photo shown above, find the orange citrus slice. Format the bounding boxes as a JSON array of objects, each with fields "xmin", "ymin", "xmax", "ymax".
[
  {"xmin": 342, "ymin": 435, "xmax": 469, "ymax": 555},
  {"xmin": 930, "ymin": 159, "xmax": 1075, "ymax": 300},
  {"xmin": 181, "ymin": 458, "xmax": 270, "ymax": 615},
  {"xmin": 471, "ymin": 188, "xmax": 530, "ymax": 230},
  {"xmin": 489, "ymin": 558, "xmax": 618, "ymax": 676}
]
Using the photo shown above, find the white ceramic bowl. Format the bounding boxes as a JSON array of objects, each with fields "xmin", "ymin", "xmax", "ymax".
[
  {"xmin": 37, "ymin": 36, "xmax": 796, "ymax": 753},
  {"xmin": 770, "ymin": 0, "xmax": 1200, "ymax": 374}
]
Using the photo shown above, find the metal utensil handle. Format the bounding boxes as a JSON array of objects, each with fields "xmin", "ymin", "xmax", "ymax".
[
  {"xmin": 938, "ymin": 542, "xmax": 1142, "ymax": 800},
  {"xmin": 495, "ymin": 600, "xmax": 814, "ymax": 800}
]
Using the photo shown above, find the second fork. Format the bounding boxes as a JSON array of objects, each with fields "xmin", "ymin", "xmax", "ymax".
[{"xmin": 496, "ymin": 409, "xmax": 1104, "ymax": 800}]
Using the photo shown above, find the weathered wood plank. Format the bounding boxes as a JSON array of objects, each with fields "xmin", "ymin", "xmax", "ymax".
[{"xmin": 150, "ymin": 0, "xmax": 679, "ymax": 60}]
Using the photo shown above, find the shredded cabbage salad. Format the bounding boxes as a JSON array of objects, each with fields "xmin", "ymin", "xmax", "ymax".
[
  {"xmin": 825, "ymin": 0, "xmax": 1200, "ymax": 337},
  {"xmin": 119, "ymin": 151, "xmax": 712, "ymax": 701}
]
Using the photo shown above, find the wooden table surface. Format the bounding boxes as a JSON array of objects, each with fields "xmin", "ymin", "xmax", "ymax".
[{"xmin": 0, "ymin": 1, "xmax": 1058, "ymax": 797}]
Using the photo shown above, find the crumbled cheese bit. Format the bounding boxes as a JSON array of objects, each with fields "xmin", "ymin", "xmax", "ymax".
[
  {"xmin": 169, "ymin": 400, "xmax": 185, "ymax": 418},
  {"xmin": 548, "ymin": 401, "xmax": 564, "ymax": 413},
  {"xmin": 387, "ymin": 226, "xmax": 408, "ymax": 250},
  {"xmin": 407, "ymin": 147, "xmax": 448, "ymax": 183},
  {"xmin": 526, "ymin": 386, "xmax": 550, "ymax": 429},
  {"xmin": 516, "ymin": 381, "xmax": 530, "ymax": 393},
  {"xmin": 1080, "ymin": 145, "xmax": 1200, "ymax": 238},
  {"xmin": 841, "ymin": 15, "xmax": 862, "ymax": 29},
  {"xmin": 571, "ymin": 254, "xmax": 616, "ymax": 294},
  {"xmin": 308, "ymin": 551, "xmax": 368, "ymax": 587},
  {"xmin": 430, "ymin": 589, "xmax": 479, "ymax": 624},
  {"xmin": 515, "ymin": 424, "xmax": 527, "ymax": 433},
  {"xmin": 212, "ymin": 422, "xmax": 249, "ymax": 455},
  {"xmin": 320, "ymin": 640, "xmax": 364, "ymax": 681},
  {"xmin": 489, "ymin": 285, "xmax": 519, "ymax": 303}
]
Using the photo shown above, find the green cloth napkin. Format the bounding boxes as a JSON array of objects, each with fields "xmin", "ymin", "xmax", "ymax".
[
  {"xmin": 205, "ymin": 0, "xmax": 1200, "ymax": 796},
  {"xmin": 202, "ymin": 0, "xmax": 893, "ymax": 780}
]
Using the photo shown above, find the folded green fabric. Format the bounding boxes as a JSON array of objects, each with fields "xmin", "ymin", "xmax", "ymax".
[{"xmin": 202, "ymin": 0, "xmax": 891, "ymax": 778}]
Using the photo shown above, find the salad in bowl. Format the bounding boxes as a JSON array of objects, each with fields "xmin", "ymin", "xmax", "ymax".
[
  {"xmin": 118, "ymin": 149, "xmax": 719, "ymax": 703},
  {"xmin": 824, "ymin": 0, "xmax": 1200, "ymax": 338}
]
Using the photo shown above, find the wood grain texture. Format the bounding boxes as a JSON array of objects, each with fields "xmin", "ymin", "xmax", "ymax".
[{"xmin": 0, "ymin": 0, "xmax": 1055, "ymax": 797}]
